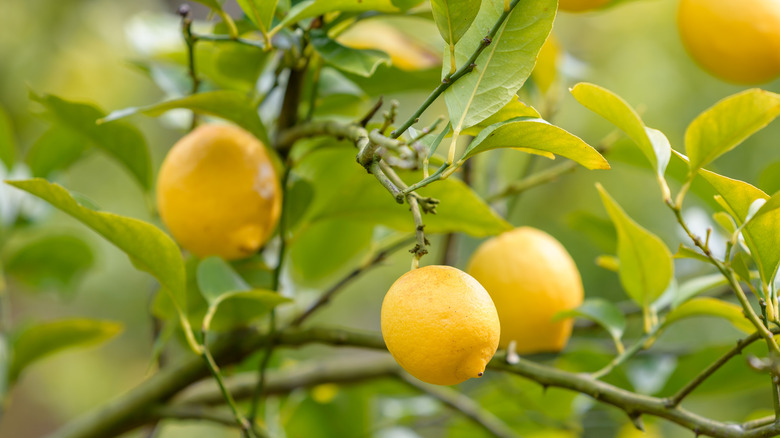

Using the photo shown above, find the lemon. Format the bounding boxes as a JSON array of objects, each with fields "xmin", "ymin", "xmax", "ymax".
[
  {"xmin": 678, "ymin": 0, "xmax": 780, "ymax": 84},
  {"xmin": 381, "ymin": 265, "xmax": 500, "ymax": 385},
  {"xmin": 466, "ymin": 227, "xmax": 583, "ymax": 354},
  {"xmin": 559, "ymin": 0, "xmax": 610, "ymax": 12},
  {"xmin": 156, "ymin": 124, "xmax": 282, "ymax": 260}
]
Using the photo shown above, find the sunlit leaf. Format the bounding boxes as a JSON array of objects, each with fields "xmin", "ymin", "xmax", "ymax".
[
  {"xmin": 462, "ymin": 117, "xmax": 609, "ymax": 170},
  {"xmin": 664, "ymin": 297, "xmax": 754, "ymax": 334},
  {"xmin": 672, "ymin": 273, "xmax": 729, "ymax": 308},
  {"xmin": 459, "ymin": 97, "xmax": 540, "ymax": 136},
  {"xmin": 101, "ymin": 91, "xmax": 268, "ymax": 145},
  {"xmin": 6, "ymin": 234, "xmax": 93, "ymax": 293},
  {"xmin": 570, "ymin": 83, "xmax": 670, "ymax": 176},
  {"xmin": 430, "ymin": 0, "xmax": 481, "ymax": 47},
  {"xmin": 444, "ymin": 0, "xmax": 556, "ymax": 129},
  {"xmin": 5, "ymin": 179, "xmax": 187, "ymax": 307},
  {"xmin": 31, "ymin": 92, "xmax": 152, "ymax": 191},
  {"xmin": 311, "ymin": 30, "xmax": 390, "ymax": 77},
  {"xmin": 531, "ymin": 33, "xmax": 559, "ymax": 94},
  {"xmin": 237, "ymin": 0, "xmax": 277, "ymax": 33},
  {"xmin": 595, "ymin": 255, "xmax": 619, "ymax": 271},
  {"xmin": 698, "ymin": 169, "xmax": 780, "ymax": 288},
  {"xmin": 597, "ymin": 184, "xmax": 673, "ymax": 307},
  {"xmin": 686, "ymin": 89, "xmax": 780, "ymax": 173},
  {"xmin": 712, "ymin": 211, "xmax": 736, "ymax": 235},
  {"xmin": 281, "ymin": 0, "xmax": 401, "ymax": 27},
  {"xmin": 9, "ymin": 319, "xmax": 122, "ymax": 382},
  {"xmin": 673, "ymin": 244, "xmax": 710, "ymax": 264}
]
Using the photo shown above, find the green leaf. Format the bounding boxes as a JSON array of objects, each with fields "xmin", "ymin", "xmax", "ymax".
[
  {"xmin": 5, "ymin": 179, "xmax": 187, "ymax": 307},
  {"xmin": 752, "ymin": 190, "xmax": 780, "ymax": 221},
  {"xmin": 570, "ymin": 83, "xmax": 670, "ymax": 176},
  {"xmin": 459, "ymin": 97, "xmax": 540, "ymax": 136},
  {"xmin": 430, "ymin": 0, "xmax": 481, "ymax": 46},
  {"xmin": 310, "ymin": 30, "xmax": 390, "ymax": 77},
  {"xmin": 237, "ymin": 0, "xmax": 277, "ymax": 33},
  {"xmin": 595, "ymin": 255, "xmax": 619, "ymax": 271},
  {"xmin": 102, "ymin": 91, "xmax": 268, "ymax": 145},
  {"xmin": 281, "ymin": 0, "xmax": 401, "ymax": 27},
  {"xmin": 554, "ymin": 298, "xmax": 625, "ymax": 342},
  {"xmin": 295, "ymin": 147, "xmax": 511, "ymax": 237},
  {"xmin": 673, "ymin": 244, "xmax": 710, "ymax": 264},
  {"xmin": 0, "ymin": 105, "xmax": 15, "ymax": 170},
  {"xmin": 596, "ymin": 184, "xmax": 673, "ymax": 307},
  {"xmin": 672, "ymin": 273, "xmax": 729, "ymax": 308},
  {"xmin": 461, "ymin": 117, "xmax": 609, "ymax": 169},
  {"xmin": 6, "ymin": 234, "xmax": 94, "ymax": 293},
  {"xmin": 196, "ymin": 256, "xmax": 253, "ymax": 304},
  {"xmin": 732, "ymin": 252, "xmax": 755, "ymax": 285},
  {"xmin": 31, "ymin": 92, "xmax": 152, "ymax": 191},
  {"xmin": 9, "ymin": 319, "xmax": 122, "ymax": 382},
  {"xmin": 444, "ymin": 0, "xmax": 556, "ymax": 130},
  {"xmin": 685, "ymin": 89, "xmax": 780, "ymax": 173},
  {"xmin": 196, "ymin": 256, "xmax": 289, "ymax": 331},
  {"xmin": 664, "ymin": 297, "xmax": 754, "ymax": 334},
  {"xmin": 712, "ymin": 211, "xmax": 736, "ymax": 235},
  {"xmin": 567, "ymin": 210, "xmax": 616, "ymax": 253},
  {"xmin": 26, "ymin": 126, "xmax": 87, "ymax": 178},
  {"xmin": 698, "ymin": 169, "xmax": 780, "ymax": 287},
  {"xmin": 191, "ymin": 0, "xmax": 225, "ymax": 10}
]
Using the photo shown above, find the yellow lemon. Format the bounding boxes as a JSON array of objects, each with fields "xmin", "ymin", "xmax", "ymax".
[
  {"xmin": 678, "ymin": 0, "xmax": 780, "ymax": 84},
  {"xmin": 559, "ymin": 0, "xmax": 610, "ymax": 12},
  {"xmin": 156, "ymin": 124, "xmax": 281, "ymax": 260},
  {"xmin": 616, "ymin": 421, "xmax": 662, "ymax": 438},
  {"xmin": 466, "ymin": 227, "xmax": 583, "ymax": 353},
  {"xmin": 381, "ymin": 265, "xmax": 500, "ymax": 385}
]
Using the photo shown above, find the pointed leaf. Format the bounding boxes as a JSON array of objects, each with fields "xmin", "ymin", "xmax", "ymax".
[
  {"xmin": 712, "ymin": 211, "xmax": 736, "ymax": 235},
  {"xmin": 554, "ymin": 298, "xmax": 625, "ymax": 341},
  {"xmin": 430, "ymin": 0, "xmax": 481, "ymax": 46},
  {"xmin": 196, "ymin": 256, "xmax": 253, "ymax": 304},
  {"xmin": 462, "ymin": 117, "xmax": 609, "ymax": 169},
  {"xmin": 686, "ymin": 89, "xmax": 780, "ymax": 172},
  {"xmin": 102, "ymin": 91, "xmax": 268, "ymax": 145},
  {"xmin": 281, "ymin": 0, "xmax": 401, "ymax": 27},
  {"xmin": 698, "ymin": 169, "xmax": 780, "ymax": 287},
  {"xmin": 6, "ymin": 234, "xmax": 94, "ymax": 293},
  {"xmin": 5, "ymin": 179, "xmax": 187, "ymax": 306},
  {"xmin": 672, "ymin": 273, "xmax": 729, "ymax": 308},
  {"xmin": 31, "ymin": 93, "xmax": 152, "ymax": 191},
  {"xmin": 664, "ymin": 297, "xmax": 753, "ymax": 334},
  {"xmin": 9, "ymin": 319, "xmax": 122, "ymax": 382},
  {"xmin": 597, "ymin": 184, "xmax": 673, "ymax": 306},
  {"xmin": 0, "ymin": 105, "xmax": 15, "ymax": 170},
  {"xmin": 673, "ymin": 244, "xmax": 710, "ymax": 264},
  {"xmin": 459, "ymin": 97, "xmax": 540, "ymax": 136},
  {"xmin": 570, "ymin": 83, "xmax": 670, "ymax": 176},
  {"xmin": 237, "ymin": 0, "xmax": 278, "ymax": 34},
  {"xmin": 26, "ymin": 127, "xmax": 87, "ymax": 178},
  {"xmin": 444, "ymin": 0, "xmax": 556, "ymax": 130},
  {"xmin": 311, "ymin": 30, "xmax": 390, "ymax": 77}
]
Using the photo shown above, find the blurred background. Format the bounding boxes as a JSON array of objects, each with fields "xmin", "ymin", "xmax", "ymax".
[{"xmin": 1, "ymin": 0, "xmax": 779, "ymax": 437}]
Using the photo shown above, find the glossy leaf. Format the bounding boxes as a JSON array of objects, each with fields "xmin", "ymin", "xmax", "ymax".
[
  {"xmin": 712, "ymin": 211, "xmax": 736, "ymax": 235},
  {"xmin": 311, "ymin": 30, "xmax": 390, "ymax": 77},
  {"xmin": 430, "ymin": 0, "xmax": 481, "ymax": 46},
  {"xmin": 699, "ymin": 169, "xmax": 780, "ymax": 287},
  {"xmin": 6, "ymin": 234, "xmax": 94, "ymax": 293},
  {"xmin": 0, "ymin": 105, "xmax": 15, "ymax": 170},
  {"xmin": 554, "ymin": 298, "xmax": 625, "ymax": 342},
  {"xmin": 281, "ymin": 0, "xmax": 400, "ymax": 27},
  {"xmin": 294, "ymin": 147, "xmax": 511, "ymax": 237},
  {"xmin": 462, "ymin": 117, "xmax": 609, "ymax": 170},
  {"xmin": 31, "ymin": 93, "xmax": 152, "ymax": 191},
  {"xmin": 672, "ymin": 273, "xmax": 729, "ymax": 308},
  {"xmin": 237, "ymin": 0, "xmax": 277, "ymax": 34},
  {"xmin": 664, "ymin": 297, "xmax": 754, "ymax": 334},
  {"xmin": 26, "ymin": 127, "xmax": 87, "ymax": 178},
  {"xmin": 597, "ymin": 184, "xmax": 673, "ymax": 307},
  {"xmin": 444, "ymin": 0, "xmax": 556, "ymax": 129},
  {"xmin": 570, "ymin": 83, "xmax": 670, "ymax": 176},
  {"xmin": 459, "ymin": 97, "xmax": 540, "ymax": 136},
  {"xmin": 752, "ymin": 190, "xmax": 780, "ymax": 221},
  {"xmin": 5, "ymin": 179, "xmax": 187, "ymax": 307},
  {"xmin": 9, "ymin": 319, "xmax": 122, "ymax": 382},
  {"xmin": 102, "ymin": 91, "xmax": 268, "ymax": 144},
  {"xmin": 686, "ymin": 89, "xmax": 780, "ymax": 173}
]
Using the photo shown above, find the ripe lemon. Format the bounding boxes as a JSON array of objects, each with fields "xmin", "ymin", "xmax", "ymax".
[
  {"xmin": 156, "ymin": 124, "xmax": 281, "ymax": 260},
  {"xmin": 381, "ymin": 265, "xmax": 500, "ymax": 385},
  {"xmin": 559, "ymin": 0, "xmax": 610, "ymax": 12},
  {"xmin": 466, "ymin": 227, "xmax": 583, "ymax": 354},
  {"xmin": 678, "ymin": 0, "xmax": 780, "ymax": 84}
]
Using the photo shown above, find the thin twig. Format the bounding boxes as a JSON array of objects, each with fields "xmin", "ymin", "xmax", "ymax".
[
  {"xmin": 398, "ymin": 373, "xmax": 521, "ymax": 438},
  {"xmin": 591, "ymin": 323, "xmax": 662, "ymax": 380}
]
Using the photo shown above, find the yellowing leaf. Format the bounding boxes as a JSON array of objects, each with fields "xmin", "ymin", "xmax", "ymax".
[{"xmin": 664, "ymin": 297, "xmax": 754, "ymax": 334}]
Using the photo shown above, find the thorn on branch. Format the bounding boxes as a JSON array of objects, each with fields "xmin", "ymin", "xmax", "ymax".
[{"xmin": 628, "ymin": 412, "xmax": 645, "ymax": 432}]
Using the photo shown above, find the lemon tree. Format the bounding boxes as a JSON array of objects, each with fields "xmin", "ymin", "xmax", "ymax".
[{"xmin": 3, "ymin": 0, "xmax": 780, "ymax": 437}]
